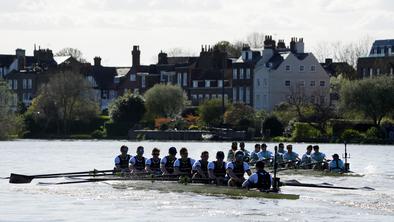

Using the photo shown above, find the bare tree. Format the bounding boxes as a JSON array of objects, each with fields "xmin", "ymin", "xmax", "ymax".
[
  {"xmin": 166, "ymin": 47, "xmax": 197, "ymax": 57},
  {"xmin": 246, "ymin": 32, "xmax": 265, "ymax": 48},
  {"xmin": 55, "ymin": 48, "xmax": 87, "ymax": 63}
]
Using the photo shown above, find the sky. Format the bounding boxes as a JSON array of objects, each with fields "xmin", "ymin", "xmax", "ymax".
[{"xmin": 1, "ymin": 0, "xmax": 393, "ymax": 66}]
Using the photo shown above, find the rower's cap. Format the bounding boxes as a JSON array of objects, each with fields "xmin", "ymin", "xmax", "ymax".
[
  {"xmin": 216, "ymin": 151, "xmax": 225, "ymax": 159},
  {"xmin": 235, "ymin": 150, "xmax": 244, "ymax": 157},
  {"xmin": 169, "ymin": 147, "xmax": 177, "ymax": 155}
]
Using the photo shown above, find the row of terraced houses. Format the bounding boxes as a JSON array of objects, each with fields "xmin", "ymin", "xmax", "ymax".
[{"xmin": 1, "ymin": 36, "xmax": 393, "ymax": 112}]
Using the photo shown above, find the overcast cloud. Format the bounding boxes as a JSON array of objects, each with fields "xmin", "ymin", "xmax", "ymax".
[{"xmin": 0, "ymin": 0, "xmax": 393, "ymax": 66}]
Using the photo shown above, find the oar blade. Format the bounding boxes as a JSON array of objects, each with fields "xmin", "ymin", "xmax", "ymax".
[{"xmin": 9, "ymin": 173, "xmax": 34, "ymax": 184}]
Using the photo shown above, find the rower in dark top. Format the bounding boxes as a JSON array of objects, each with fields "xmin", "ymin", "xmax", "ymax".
[
  {"xmin": 129, "ymin": 146, "xmax": 147, "ymax": 174},
  {"xmin": 227, "ymin": 142, "xmax": 238, "ymax": 162},
  {"xmin": 114, "ymin": 145, "xmax": 131, "ymax": 173},
  {"xmin": 174, "ymin": 147, "xmax": 195, "ymax": 177},
  {"xmin": 192, "ymin": 151, "xmax": 209, "ymax": 179},
  {"xmin": 160, "ymin": 147, "xmax": 177, "ymax": 175},
  {"xmin": 145, "ymin": 147, "xmax": 162, "ymax": 175},
  {"xmin": 242, "ymin": 160, "xmax": 272, "ymax": 191},
  {"xmin": 226, "ymin": 151, "xmax": 252, "ymax": 187},
  {"xmin": 208, "ymin": 151, "xmax": 227, "ymax": 185}
]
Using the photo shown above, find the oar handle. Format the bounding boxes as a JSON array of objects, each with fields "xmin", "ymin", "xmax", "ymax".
[{"xmin": 17, "ymin": 169, "xmax": 114, "ymax": 178}]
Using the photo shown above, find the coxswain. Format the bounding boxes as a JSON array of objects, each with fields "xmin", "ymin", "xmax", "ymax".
[
  {"xmin": 249, "ymin": 144, "xmax": 261, "ymax": 165},
  {"xmin": 242, "ymin": 160, "xmax": 272, "ymax": 191},
  {"xmin": 129, "ymin": 146, "xmax": 147, "ymax": 174},
  {"xmin": 114, "ymin": 145, "xmax": 131, "ymax": 173},
  {"xmin": 227, "ymin": 142, "xmax": 238, "ymax": 162},
  {"xmin": 239, "ymin": 142, "xmax": 251, "ymax": 162},
  {"xmin": 311, "ymin": 145, "xmax": 327, "ymax": 170},
  {"xmin": 160, "ymin": 147, "xmax": 177, "ymax": 175},
  {"xmin": 174, "ymin": 147, "xmax": 195, "ymax": 177},
  {"xmin": 208, "ymin": 151, "xmax": 227, "ymax": 185},
  {"xmin": 226, "ymin": 151, "xmax": 252, "ymax": 187},
  {"xmin": 300, "ymin": 145, "xmax": 313, "ymax": 169},
  {"xmin": 283, "ymin": 144, "xmax": 300, "ymax": 167},
  {"xmin": 145, "ymin": 147, "xmax": 162, "ymax": 175},
  {"xmin": 329, "ymin": 154, "xmax": 345, "ymax": 173},
  {"xmin": 192, "ymin": 151, "xmax": 209, "ymax": 180},
  {"xmin": 258, "ymin": 143, "xmax": 273, "ymax": 162}
]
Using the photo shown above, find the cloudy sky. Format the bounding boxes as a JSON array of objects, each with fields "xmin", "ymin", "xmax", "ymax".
[{"xmin": 1, "ymin": 0, "xmax": 393, "ymax": 66}]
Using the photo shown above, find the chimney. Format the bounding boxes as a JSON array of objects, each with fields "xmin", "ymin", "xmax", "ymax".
[
  {"xmin": 295, "ymin": 37, "xmax": 304, "ymax": 53},
  {"xmin": 264, "ymin": 35, "xmax": 276, "ymax": 49},
  {"xmin": 94, "ymin": 57, "xmax": 101, "ymax": 66},
  {"xmin": 158, "ymin": 51, "xmax": 168, "ymax": 64},
  {"xmin": 290, "ymin": 37, "xmax": 296, "ymax": 53},
  {"xmin": 132, "ymin": 45, "xmax": 140, "ymax": 67},
  {"xmin": 325, "ymin": 58, "xmax": 333, "ymax": 65},
  {"xmin": 277, "ymin": 40, "xmax": 286, "ymax": 50},
  {"xmin": 16, "ymin": 48, "xmax": 26, "ymax": 70}
]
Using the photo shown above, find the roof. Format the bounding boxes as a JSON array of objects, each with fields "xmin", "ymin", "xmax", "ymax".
[
  {"xmin": 0, "ymin": 55, "xmax": 15, "ymax": 67},
  {"xmin": 372, "ymin": 39, "xmax": 394, "ymax": 47},
  {"xmin": 53, "ymin": 56, "xmax": 71, "ymax": 65}
]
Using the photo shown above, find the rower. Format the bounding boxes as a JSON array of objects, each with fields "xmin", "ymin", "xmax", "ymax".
[
  {"xmin": 249, "ymin": 144, "xmax": 261, "ymax": 165},
  {"xmin": 242, "ymin": 160, "xmax": 272, "ymax": 191},
  {"xmin": 258, "ymin": 143, "xmax": 273, "ymax": 162},
  {"xmin": 174, "ymin": 147, "xmax": 195, "ymax": 177},
  {"xmin": 192, "ymin": 151, "xmax": 209, "ymax": 179},
  {"xmin": 208, "ymin": 151, "xmax": 227, "ymax": 185},
  {"xmin": 145, "ymin": 148, "xmax": 162, "ymax": 175},
  {"xmin": 227, "ymin": 142, "xmax": 238, "ymax": 162},
  {"xmin": 239, "ymin": 142, "xmax": 251, "ymax": 162},
  {"xmin": 329, "ymin": 154, "xmax": 345, "ymax": 173},
  {"xmin": 129, "ymin": 146, "xmax": 147, "ymax": 174},
  {"xmin": 226, "ymin": 151, "xmax": 252, "ymax": 187},
  {"xmin": 275, "ymin": 143, "xmax": 286, "ymax": 163},
  {"xmin": 283, "ymin": 144, "xmax": 300, "ymax": 166},
  {"xmin": 160, "ymin": 147, "xmax": 177, "ymax": 175},
  {"xmin": 300, "ymin": 145, "xmax": 313, "ymax": 169},
  {"xmin": 114, "ymin": 145, "xmax": 131, "ymax": 173},
  {"xmin": 311, "ymin": 145, "xmax": 327, "ymax": 170}
]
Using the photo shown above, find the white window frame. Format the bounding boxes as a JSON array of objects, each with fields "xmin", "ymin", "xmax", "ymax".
[
  {"xmin": 377, "ymin": 68, "xmax": 380, "ymax": 75},
  {"xmin": 183, "ymin": 73, "xmax": 187, "ymax": 86},
  {"xmin": 300, "ymin": 65, "xmax": 305, "ymax": 72},
  {"xmin": 28, "ymin": 79, "xmax": 32, "ymax": 89},
  {"xmin": 233, "ymin": 87, "xmax": 237, "ymax": 101},
  {"xmin": 13, "ymin": 80, "xmax": 17, "ymax": 90},
  {"xmin": 369, "ymin": 68, "xmax": 373, "ymax": 78},
  {"xmin": 285, "ymin": 65, "xmax": 291, "ymax": 72},
  {"xmin": 391, "ymin": 67, "xmax": 393, "ymax": 76},
  {"xmin": 205, "ymin": 80, "xmax": 210, "ymax": 88},
  {"xmin": 285, "ymin": 80, "xmax": 290, "ymax": 87},
  {"xmin": 233, "ymin": 69, "xmax": 237, "ymax": 80},
  {"xmin": 218, "ymin": 80, "xmax": 223, "ymax": 88},
  {"xmin": 310, "ymin": 66, "xmax": 316, "ymax": 72},
  {"xmin": 245, "ymin": 87, "xmax": 250, "ymax": 104},
  {"xmin": 310, "ymin": 80, "xmax": 315, "ymax": 87},
  {"xmin": 239, "ymin": 86, "xmax": 244, "ymax": 102},
  {"xmin": 130, "ymin": 74, "xmax": 136, "ymax": 81},
  {"xmin": 246, "ymin": 68, "xmax": 251, "ymax": 79},
  {"xmin": 177, "ymin": 73, "xmax": 182, "ymax": 85},
  {"xmin": 240, "ymin": 69, "xmax": 244, "ymax": 79},
  {"xmin": 8, "ymin": 80, "xmax": 12, "ymax": 89},
  {"xmin": 193, "ymin": 80, "xmax": 198, "ymax": 88},
  {"xmin": 320, "ymin": 81, "xmax": 325, "ymax": 87},
  {"xmin": 299, "ymin": 80, "xmax": 305, "ymax": 87}
]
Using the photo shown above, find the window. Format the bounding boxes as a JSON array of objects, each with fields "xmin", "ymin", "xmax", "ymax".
[
  {"xmin": 193, "ymin": 81, "xmax": 198, "ymax": 88},
  {"xmin": 363, "ymin": 68, "xmax": 367, "ymax": 77},
  {"xmin": 377, "ymin": 68, "xmax": 381, "ymax": 75},
  {"xmin": 240, "ymin": 69, "xmax": 244, "ymax": 79},
  {"xmin": 177, "ymin": 73, "xmax": 182, "ymax": 85},
  {"xmin": 310, "ymin": 81, "xmax": 315, "ymax": 87},
  {"xmin": 263, "ymin": 95, "xmax": 267, "ymax": 105},
  {"xmin": 13, "ymin": 80, "xmax": 17, "ymax": 90},
  {"xmin": 218, "ymin": 80, "xmax": 223, "ymax": 87},
  {"xmin": 233, "ymin": 87, "xmax": 237, "ymax": 101},
  {"xmin": 310, "ymin": 95, "xmax": 315, "ymax": 103},
  {"xmin": 233, "ymin": 69, "xmax": 237, "ymax": 80},
  {"xmin": 320, "ymin": 96, "xmax": 325, "ymax": 104},
  {"xmin": 310, "ymin": 66, "xmax": 316, "ymax": 72},
  {"xmin": 320, "ymin": 81, "xmax": 325, "ymax": 86},
  {"xmin": 246, "ymin": 68, "xmax": 251, "ymax": 79},
  {"xmin": 114, "ymin": 78, "xmax": 119, "ymax": 84},
  {"xmin": 205, "ymin": 80, "xmax": 210, "ymax": 88},
  {"xmin": 183, "ymin": 73, "xmax": 187, "ymax": 86},
  {"xmin": 300, "ymin": 65, "xmax": 305, "ymax": 72},
  {"xmin": 263, "ymin": 79, "xmax": 267, "ymax": 87},
  {"xmin": 256, "ymin": 95, "xmax": 260, "ymax": 104},
  {"xmin": 211, "ymin": 94, "xmax": 217, "ymax": 99},
  {"xmin": 130, "ymin": 74, "xmax": 136, "ymax": 81},
  {"xmin": 109, "ymin": 90, "xmax": 116, "ymax": 99},
  {"xmin": 299, "ymin": 80, "xmax": 305, "ymax": 87},
  {"xmin": 23, "ymin": 93, "xmax": 28, "ymax": 102},
  {"xmin": 8, "ymin": 80, "xmax": 12, "ymax": 89},
  {"xmin": 191, "ymin": 94, "xmax": 197, "ymax": 100},
  {"xmin": 239, "ymin": 87, "xmax": 245, "ymax": 102},
  {"xmin": 141, "ymin": 76, "xmax": 146, "ymax": 88},
  {"xmin": 28, "ymin": 79, "xmax": 32, "ymax": 89},
  {"xmin": 391, "ymin": 68, "xmax": 393, "ymax": 76},
  {"xmin": 245, "ymin": 87, "xmax": 250, "ymax": 104},
  {"xmin": 23, "ymin": 79, "xmax": 27, "ymax": 89},
  {"xmin": 198, "ymin": 94, "xmax": 203, "ymax": 101},
  {"xmin": 205, "ymin": 94, "xmax": 210, "ymax": 99},
  {"xmin": 370, "ymin": 68, "xmax": 373, "ymax": 77},
  {"xmin": 285, "ymin": 65, "xmax": 291, "ymax": 71},
  {"xmin": 285, "ymin": 80, "xmax": 291, "ymax": 86},
  {"xmin": 257, "ymin": 79, "xmax": 260, "ymax": 86}
]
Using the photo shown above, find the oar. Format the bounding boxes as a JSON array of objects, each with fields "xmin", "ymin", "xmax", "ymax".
[
  {"xmin": 38, "ymin": 177, "xmax": 184, "ymax": 185},
  {"xmin": 8, "ymin": 169, "xmax": 114, "ymax": 184},
  {"xmin": 280, "ymin": 180, "xmax": 374, "ymax": 191}
]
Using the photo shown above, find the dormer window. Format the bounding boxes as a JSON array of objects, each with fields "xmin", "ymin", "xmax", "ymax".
[
  {"xmin": 310, "ymin": 66, "xmax": 316, "ymax": 72},
  {"xmin": 300, "ymin": 65, "xmax": 305, "ymax": 72},
  {"xmin": 285, "ymin": 65, "xmax": 291, "ymax": 71}
]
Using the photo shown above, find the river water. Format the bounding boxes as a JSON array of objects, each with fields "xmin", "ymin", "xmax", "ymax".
[{"xmin": 0, "ymin": 140, "xmax": 393, "ymax": 222}]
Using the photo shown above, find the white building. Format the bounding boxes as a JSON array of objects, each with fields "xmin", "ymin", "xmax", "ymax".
[{"xmin": 253, "ymin": 36, "xmax": 330, "ymax": 111}]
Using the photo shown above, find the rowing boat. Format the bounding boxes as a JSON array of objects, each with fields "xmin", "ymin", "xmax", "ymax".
[
  {"xmin": 275, "ymin": 169, "xmax": 363, "ymax": 177},
  {"xmin": 105, "ymin": 180, "xmax": 300, "ymax": 200}
]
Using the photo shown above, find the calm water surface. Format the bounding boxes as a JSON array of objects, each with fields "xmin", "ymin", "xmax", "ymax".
[{"xmin": 0, "ymin": 140, "xmax": 393, "ymax": 222}]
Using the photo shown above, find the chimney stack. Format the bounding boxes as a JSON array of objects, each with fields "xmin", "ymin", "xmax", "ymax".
[
  {"xmin": 16, "ymin": 48, "xmax": 26, "ymax": 70},
  {"xmin": 94, "ymin": 57, "xmax": 101, "ymax": 66},
  {"xmin": 132, "ymin": 45, "xmax": 140, "ymax": 67},
  {"xmin": 158, "ymin": 50, "xmax": 168, "ymax": 64}
]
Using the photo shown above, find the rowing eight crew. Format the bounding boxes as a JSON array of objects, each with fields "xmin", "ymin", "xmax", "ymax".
[
  {"xmin": 114, "ymin": 145, "xmax": 272, "ymax": 190},
  {"xmin": 248, "ymin": 143, "xmax": 345, "ymax": 172}
]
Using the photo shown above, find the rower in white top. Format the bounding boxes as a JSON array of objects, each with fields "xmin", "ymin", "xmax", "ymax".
[
  {"xmin": 174, "ymin": 147, "xmax": 195, "ymax": 177},
  {"xmin": 226, "ymin": 151, "xmax": 252, "ymax": 187},
  {"xmin": 208, "ymin": 151, "xmax": 227, "ymax": 185},
  {"xmin": 300, "ymin": 145, "xmax": 313, "ymax": 169},
  {"xmin": 192, "ymin": 151, "xmax": 209, "ymax": 179},
  {"xmin": 129, "ymin": 146, "xmax": 147, "ymax": 174},
  {"xmin": 145, "ymin": 147, "xmax": 162, "ymax": 175},
  {"xmin": 242, "ymin": 160, "xmax": 272, "ymax": 191},
  {"xmin": 329, "ymin": 154, "xmax": 345, "ymax": 172},
  {"xmin": 114, "ymin": 145, "xmax": 131, "ymax": 173}
]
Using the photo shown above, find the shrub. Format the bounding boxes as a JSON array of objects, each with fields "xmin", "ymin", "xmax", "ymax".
[
  {"xmin": 198, "ymin": 99, "xmax": 231, "ymax": 127},
  {"xmin": 155, "ymin": 117, "xmax": 172, "ymax": 129},
  {"xmin": 109, "ymin": 92, "xmax": 146, "ymax": 126},
  {"xmin": 365, "ymin": 127, "xmax": 382, "ymax": 139},
  {"xmin": 291, "ymin": 122, "xmax": 322, "ymax": 141},
  {"xmin": 91, "ymin": 127, "xmax": 106, "ymax": 139},
  {"xmin": 262, "ymin": 116, "xmax": 284, "ymax": 137},
  {"xmin": 104, "ymin": 122, "xmax": 130, "ymax": 137},
  {"xmin": 188, "ymin": 125, "xmax": 199, "ymax": 130},
  {"xmin": 341, "ymin": 129, "xmax": 365, "ymax": 142}
]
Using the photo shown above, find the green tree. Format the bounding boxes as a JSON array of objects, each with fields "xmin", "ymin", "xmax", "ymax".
[
  {"xmin": 144, "ymin": 84, "xmax": 187, "ymax": 118},
  {"xmin": 0, "ymin": 80, "xmax": 20, "ymax": 139},
  {"xmin": 213, "ymin": 41, "xmax": 244, "ymax": 58},
  {"xmin": 263, "ymin": 115, "xmax": 284, "ymax": 137},
  {"xmin": 198, "ymin": 99, "xmax": 230, "ymax": 127},
  {"xmin": 340, "ymin": 76, "xmax": 394, "ymax": 126},
  {"xmin": 224, "ymin": 103, "xmax": 255, "ymax": 130},
  {"xmin": 28, "ymin": 70, "xmax": 99, "ymax": 135},
  {"xmin": 109, "ymin": 92, "xmax": 145, "ymax": 125}
]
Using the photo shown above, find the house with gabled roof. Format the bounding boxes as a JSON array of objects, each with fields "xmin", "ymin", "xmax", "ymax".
[{"xmin": 253, "ymin": 36, "xmax": 330, "ymax": 111}]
